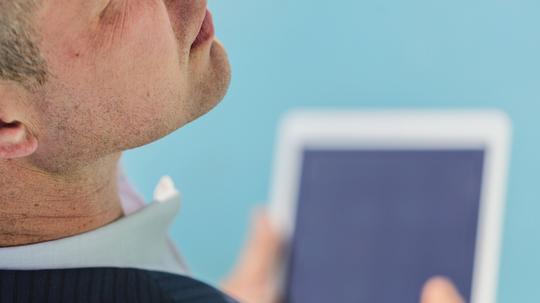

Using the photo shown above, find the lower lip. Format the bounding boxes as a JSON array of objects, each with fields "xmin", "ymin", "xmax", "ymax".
[{"xmin": 191, "ymin": 10, "xmax": 215, "ymax": 50}]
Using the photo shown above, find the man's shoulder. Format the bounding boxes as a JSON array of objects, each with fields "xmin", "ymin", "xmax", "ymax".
[
  {"xmin": 0, "ymin": 267, "xmax": 240, "ymax": 303},
  {"xmin": 146, "ymin": 269, "xmax": 239, "ymax": 303}
]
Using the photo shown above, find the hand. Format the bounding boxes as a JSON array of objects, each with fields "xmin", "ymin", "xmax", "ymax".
[
  {"xmin": 222, "ymin": 209, "xmax": 465, "ymax": 303},
  {"xmin": 222, "ymin": 209, "xmax": 283, "ymax": 303},
  {"xmin": 421, "ymin": 277, "xmax": 465, "ymax": 303}
]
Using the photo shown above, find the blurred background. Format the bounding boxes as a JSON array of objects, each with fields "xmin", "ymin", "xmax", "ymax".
[{"xmin": 123, "ymin": 0, "xmax": 540, "ymax": 302}]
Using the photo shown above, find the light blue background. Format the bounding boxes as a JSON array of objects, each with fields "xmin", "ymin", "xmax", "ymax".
[{"xmin": 123, "ymin": 0, "xmax": 540, "ymax": 301}]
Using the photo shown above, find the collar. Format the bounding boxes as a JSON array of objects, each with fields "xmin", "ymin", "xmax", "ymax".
[{"xmin": 0, "ymin": 176, "xmax": 187, "ymax": 276}]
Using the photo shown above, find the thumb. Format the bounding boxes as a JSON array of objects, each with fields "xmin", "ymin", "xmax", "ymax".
[
  {"xmin": 421, "ymin": 277, "xmax": 465, "ymax": 303},
  {"xmin": 221, "ymin": 207, "xmax": 283, "ymax": 299}
]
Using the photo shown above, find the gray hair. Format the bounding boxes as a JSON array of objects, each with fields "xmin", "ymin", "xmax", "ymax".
[{"xmin": 0, "ymin": 0, "xmax": 47, "ymax": 86}]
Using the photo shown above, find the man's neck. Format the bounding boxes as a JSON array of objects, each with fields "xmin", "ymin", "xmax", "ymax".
[{"xmin": 0, "ymin": 154, "xmax": 124, "ymax": 247}]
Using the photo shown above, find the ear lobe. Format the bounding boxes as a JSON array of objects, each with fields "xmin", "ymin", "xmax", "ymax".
[{"xmin": 0, "ymin": 120, "xmax": 38, "ymax": 159}]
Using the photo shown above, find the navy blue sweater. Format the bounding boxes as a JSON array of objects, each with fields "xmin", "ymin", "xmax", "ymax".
[{"xmin": 0, "ymin": 268, "xmax": 238, "ymax": 303}]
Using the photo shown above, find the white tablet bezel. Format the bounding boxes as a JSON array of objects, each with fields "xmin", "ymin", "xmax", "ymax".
[{"xmin": 268, "ymin": 109, "xmax": 511, "ymax": 303}]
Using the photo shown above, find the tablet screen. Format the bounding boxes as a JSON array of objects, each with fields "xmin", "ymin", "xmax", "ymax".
[{"xmin": 284, "ymin": 149, "xmax": 485, "ymax": 303}]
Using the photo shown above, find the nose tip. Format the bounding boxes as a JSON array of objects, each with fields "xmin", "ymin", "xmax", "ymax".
[{"xmin": 165, "ymin": 0, "xmax": 210, "ymax": 42}]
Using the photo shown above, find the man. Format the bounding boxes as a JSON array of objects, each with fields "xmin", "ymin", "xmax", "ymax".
[{"xmin": 0, "ymin": 0, "xmax": 465, "ymax": 302}]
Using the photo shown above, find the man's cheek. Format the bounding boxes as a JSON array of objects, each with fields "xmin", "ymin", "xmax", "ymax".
[{"xmin": 123, "ymin": 14, "xmax": 181, "ymax": 63}]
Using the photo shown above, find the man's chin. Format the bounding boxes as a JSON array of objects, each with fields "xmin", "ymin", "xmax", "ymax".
[
  {"xmin": 125, "ymin": 41, "xmax": 231, "ymax": 150},
  {"xmin": 185, "ymin": 42, "xmax": 231, "ymax": 124},
  {"xmin": 183, "ymin": 88, "xmax": 229, "ymax": 126}
]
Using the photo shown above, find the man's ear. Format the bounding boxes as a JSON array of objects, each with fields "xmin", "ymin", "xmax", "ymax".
[{"xmin": 0, "ymin": 84, "xmax": 39, "ymax": 160}]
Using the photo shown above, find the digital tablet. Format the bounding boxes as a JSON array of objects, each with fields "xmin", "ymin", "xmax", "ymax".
[{"xmin": 269, "ymin": 110, "xmax": 511, "ymax": 303}]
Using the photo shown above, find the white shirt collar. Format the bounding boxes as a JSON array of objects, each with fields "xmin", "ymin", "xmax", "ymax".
[{"xmin": 0, "ymin": 175, "xmax": 188, "ymax": 276}]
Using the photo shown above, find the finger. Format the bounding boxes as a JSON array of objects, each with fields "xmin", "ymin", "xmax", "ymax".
[
  {"xmin": 223, "ymin": 207, "xmax": 283, "ymax": 284},
  {"xmin": 221, "ymin": 208, "xmax": 283, "ymax": 303},
  {"xmin": 420, "ymin": 277, "xmax": 465, "ymax": 303}
]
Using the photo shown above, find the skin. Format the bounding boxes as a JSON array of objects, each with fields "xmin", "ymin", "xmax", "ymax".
[
  {"xmin": 0, "ymin": 0, "xmax": 230, "ymax": 246},
  {"xmin": 0, "ymin": 1, "xmax": 464, "ymax": 302}
]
